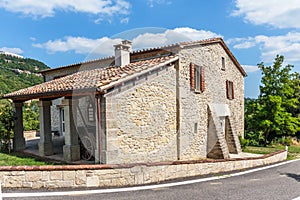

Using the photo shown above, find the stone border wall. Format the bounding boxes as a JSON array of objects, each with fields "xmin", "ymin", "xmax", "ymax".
[{"xmin": 0, "ymin": 150, "xmax": 287, "ymax": 189}]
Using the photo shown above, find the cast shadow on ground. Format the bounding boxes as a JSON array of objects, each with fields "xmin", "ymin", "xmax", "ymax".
[{"xmin": 283, "ymin": 173, "xmax": 300, "ymax": 182}]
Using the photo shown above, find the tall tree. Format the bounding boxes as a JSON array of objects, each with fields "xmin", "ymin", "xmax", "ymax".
[{"xmin": 257, "ymin": 55, "xmax": 300, "ymax": 145}]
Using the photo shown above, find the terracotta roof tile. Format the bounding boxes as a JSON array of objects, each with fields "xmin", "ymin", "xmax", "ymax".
[
  {"xmin": 41, "ymin": 38, "xmax": 246, "ymax": 77},
  {"xmin": 4, "ymin": 55, "xmax": 178, "ymax": 100}
]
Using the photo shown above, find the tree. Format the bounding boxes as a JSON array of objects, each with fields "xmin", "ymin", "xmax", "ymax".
[
  {"xmin": 256, "ymin": 55, "xmax": 300, "ymax": 145},
  {"xmin": 23, "ymin": 100, "xmax": 39, "ymax": 131},
  {"xmin": 0, "ymin": 100, "xmax": 14, "ymax": 153},
  {"xmin": 244, "ymin": 98, "xmax": 265, "ymax": 146}
]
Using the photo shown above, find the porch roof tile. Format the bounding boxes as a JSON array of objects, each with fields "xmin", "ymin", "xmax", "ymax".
[{"xmin": 4, "ymin": 55, "xmax": 178, "ymax": 101}]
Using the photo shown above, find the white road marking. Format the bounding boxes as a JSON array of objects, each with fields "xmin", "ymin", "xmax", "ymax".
[
  {"xmin": 210, "ymin": 182, "xmax": 222, "ymax": 185},
  {"xmin": 3, "ymin": 159, "xmax": 300, "ymax": 198},
  {"xmin": 249, "ymin": 178, "xmax": 260, "ymax": 181}
]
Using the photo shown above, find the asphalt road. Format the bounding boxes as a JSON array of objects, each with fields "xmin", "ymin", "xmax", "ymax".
[{"xmin": 4, "ymin": 159, "xmax": 300, "ymax": 200}]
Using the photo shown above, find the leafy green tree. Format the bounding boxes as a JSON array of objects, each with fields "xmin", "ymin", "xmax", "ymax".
[
  {"xmin": 0, "ymin": 100, "xmax": 14, "ymax": 153},
  {"xmin": 256, "ymin": 55, "xmax": 300, "ymax": 145},
  {"xmin": 244, "ymin": 98, "xmax": 265, "ymax": 146},
  {"xmin": 23, "ymin": 101, "xmax": 39, "ymax": 131}
]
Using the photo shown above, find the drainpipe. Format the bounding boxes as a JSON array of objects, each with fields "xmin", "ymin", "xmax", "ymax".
[{"xmin": 96, "ymin": 94, "xmax": 102, "ymax": 164}]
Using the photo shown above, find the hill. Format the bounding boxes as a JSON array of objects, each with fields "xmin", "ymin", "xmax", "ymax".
[{"xmin": 0, "ymin": 54, "xmax": 49, "ymax": 95}]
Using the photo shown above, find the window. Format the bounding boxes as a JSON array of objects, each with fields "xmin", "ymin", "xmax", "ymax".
[
  {"xmin": 221, "ymin": 57, "xmax": 225, "ymax": 71},
  {"xmin": 190, "ymin": 63, "xmax": 205, "ymax": 92},
  {"xmin": 87, "ymin": 102, "xmax": 95, "ymax": 122},
  {"xmin": 226, "ymin": 80, "xmax": 234, "ymax": 100}
]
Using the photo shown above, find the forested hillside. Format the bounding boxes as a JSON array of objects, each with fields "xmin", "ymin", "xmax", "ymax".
[{"xmin": 0, "ymin": 54, "xmax": 49, "ymax": 95}]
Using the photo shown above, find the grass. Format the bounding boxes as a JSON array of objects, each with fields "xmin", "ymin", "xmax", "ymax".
[
  {"xmin": 0, "ymin": 152, "xmax": 52, "ymax": 166},
  {"xmin": 243, "ymin": 145, "xmax": 300, "ymax": 160}
]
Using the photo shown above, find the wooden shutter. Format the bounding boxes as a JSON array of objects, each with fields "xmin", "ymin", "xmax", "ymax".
[
  {"xmin": 226, "ymin": 80, "xmax": 230, "ymax": 99},
  {"xmin": 231, "ymin": 81, "xmax": 234, "ymax": 99},
  {"xmin": 200, "ymin": 66, "xmax": 205, "ymax": 92},
  {"xmin": 226, "ymin": 80, "xmax": 234, "ymax": 99},
  {"xmin": 190, "ymin": 63, "xmax": 195, "ymax": 90}
]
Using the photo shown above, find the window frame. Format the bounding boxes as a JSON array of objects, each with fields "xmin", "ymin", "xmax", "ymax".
[
  {"xmin": 226, "ymin": 80, "xmax": 234, "ymax": 100},
  {"xmin": 221, "ymin": 57, "xmax": 225, "ymax": 71},
  {"xmin": 194, "ymin": 65, "xmax": 201, "ymax": 92},
  {"xmin": 190, "ymin": 62, "xmax": 205, "ymax": 93},
  {"xmin": 87, "ymin": 101, "xmax": 95, "ymax": 122}
]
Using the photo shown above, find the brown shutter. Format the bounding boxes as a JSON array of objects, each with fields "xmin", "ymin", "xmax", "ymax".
[
  {"xmin": 200, "ymin": 66, "xmax": 205, "ymax": 92},
  {"xmin": 232, "ymin": 81, "xmax": 234, "ymax": 99},
  {"xmin": 190, "ymin": 63, "xmax": 195, "ymax": 90},
  {"xmin": 226, "ymin": 80, "xmax": 230, "ymax": 99}
]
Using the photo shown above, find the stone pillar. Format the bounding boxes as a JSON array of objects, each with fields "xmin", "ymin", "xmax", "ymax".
[
  {"xmin": 62, "ymin": 98, "xmax": 80, "ymax": 162},
  {"xmin": 12, "ymin": 101, "xmax": 25, "ymax": 151},
  {"xmin": 38, "ymin": 100, "xmax": 53, "ymax": 156}
]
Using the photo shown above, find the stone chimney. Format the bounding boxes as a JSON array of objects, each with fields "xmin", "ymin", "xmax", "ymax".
[{"xmin": 114, "ymin": 40, "xmax": 132, "ymax": 67}]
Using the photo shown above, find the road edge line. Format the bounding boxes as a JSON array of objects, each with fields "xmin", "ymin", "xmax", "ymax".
[{"xmin": 3, "ymin": 159, "xmax": 300, "ymax": 198}]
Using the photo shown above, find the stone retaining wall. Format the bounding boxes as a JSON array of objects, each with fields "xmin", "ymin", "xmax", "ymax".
[{"xmin": 0, "ymin": 150, "xmax": 287, "ymax": 189}]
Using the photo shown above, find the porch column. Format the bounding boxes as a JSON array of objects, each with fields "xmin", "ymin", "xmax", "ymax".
[
  {"xmin": 12, "ymin": 101, "xmax": 25, "ymax": 151},
  {"xmin": 38, "ymin": 100, "xmax": 53, "ymax": 156},
  {"xmin": 62, "ymin": 98, "xmax": 80, "ymax": 162}
]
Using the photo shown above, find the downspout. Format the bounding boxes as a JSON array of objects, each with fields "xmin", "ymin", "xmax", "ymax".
[
  {"xmin": 175, "ymin": 61, "xmax": 180, "ymax": 160},
  {"xmin": 96, "ymin": 94, "xmax": 102, "ymax": 164}
]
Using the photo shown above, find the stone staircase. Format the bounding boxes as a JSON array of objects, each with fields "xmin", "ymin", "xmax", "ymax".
[
  {"xmin": 207, "ymin": 105, "xmax": 241, "ymax": 159},
  {"xmin": 226, "ymin": 116, "xmax": 242, "ymax": 154},
  {"xmin": 207, "ymin": 106, "xmax": 229, "ymax": 159}
]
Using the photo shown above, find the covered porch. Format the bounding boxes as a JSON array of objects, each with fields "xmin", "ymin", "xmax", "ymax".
[{"xmin": 8, "ymin": 92, "xmax": 103, "ymax": 164}]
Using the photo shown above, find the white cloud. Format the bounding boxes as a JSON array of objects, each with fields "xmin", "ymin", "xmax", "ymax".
[
  {"xmin": 242, "ymin": 65, "xmax": 259, "ymax": 73},
  {"xmin": 0, "ymin": 0, "xmax": 130, "ymax": 20},
  {"xmin": 233, "ymin": 0, "xmax": 300, "ymax": 28},
  {"xmin": 229, "ymin": 32, "xmax": 300, "ymax": 64},
  {"xmin": 29, "ymin": 37, "xmax": 36, "ymax": 41},
  {"xmin": 33, "ymin": 36, "xmax": 122, "ymax": 56},
  {"xmin": 33, "ymin": 27, "xmax": 222, "ymax": 57},
  {"xmin": 0, "ymin": 47, "xmax": 23, "ymax": 55},
  {"xmin": 147, "ymin": 0, "xmax": 172, "ymax": 7},
  {"xmin": 120, "ymin": 17, "xmax": 129, "ymax": 24},
  {"xmin": 227, "ymin": 37, "xmax": 256, "ymax": 49},
  {"xmin": 133, "ymin": 28, "xmax": 222, "ymax": 49}
]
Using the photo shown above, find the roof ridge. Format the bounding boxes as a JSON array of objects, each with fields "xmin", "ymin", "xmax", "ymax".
[{"xmin": 42, "ymin": 37, "xmax": 223, "ymax": 74}]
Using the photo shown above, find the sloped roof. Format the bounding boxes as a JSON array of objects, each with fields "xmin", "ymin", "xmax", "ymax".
[
  {"xmin": 4, "ymin": 55, "xmax": 178, "ymax": 101},
  {"xmin": 42, "ymin": 38, "xmax": 246, "ymax": 77}
]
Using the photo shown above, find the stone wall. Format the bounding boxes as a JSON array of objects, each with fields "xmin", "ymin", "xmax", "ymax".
[
  {"xmin": 0, "ymin": 151, "xmax": 287, "ymax": 189},
  {"xmin": 178, "ymin": 43, "xmax": 244, "ymax": 160},
  {"xmin": 103, "ymin": 65, "xmax": 177, "ymax": 164},
  {"xmin": 50, "ymin": 98, "xmax": 63, "ymax": 134}
]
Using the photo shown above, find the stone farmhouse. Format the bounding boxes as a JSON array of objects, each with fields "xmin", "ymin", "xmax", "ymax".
[{"xmin": 4, "ymin": 38, "xmax": 246, "ymax": 164}]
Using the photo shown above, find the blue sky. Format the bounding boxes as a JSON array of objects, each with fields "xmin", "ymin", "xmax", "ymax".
[{"xmin": 0, "ymin": 0, "xmax": 299, "ymax": 98}]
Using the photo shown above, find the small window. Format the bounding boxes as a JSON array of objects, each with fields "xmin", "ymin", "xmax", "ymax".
[
  {"xmin": 190, "ymin": 63, "xmax": 205, "ymax": 92},
  {"xmin": 195, "ymin": 66, "xmax": 201, "ymax": 91},
  {"xmin": 87, "ymin": 102, "xmax": 95, "ymax": 122},
  {"xmin": 221, "ymin": 57, "xmax": 225, "ymax": 71},
  {"xmin": 226, "ymin": 80, "xmax": 234, "ymax": 100},
  {"xmin": 194, "ymin": 123, "xmax": 198, "ymax": 134}
]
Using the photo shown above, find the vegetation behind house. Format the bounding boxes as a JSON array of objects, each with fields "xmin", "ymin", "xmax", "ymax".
[
  {"xmin": 0, "ymin": 54, "xmax": 49, "ymax": 152},
  {"xmin": 244, "ymin": 55, "xmax": 300, "ymax": 146}
]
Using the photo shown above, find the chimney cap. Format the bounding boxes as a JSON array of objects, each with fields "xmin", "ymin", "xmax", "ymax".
[{"xmin": 121, "ymin": 40, "xmax": 132, "ymax": 46}]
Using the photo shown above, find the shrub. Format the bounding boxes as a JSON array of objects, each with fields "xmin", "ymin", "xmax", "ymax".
[
  {"xmin": 244, "ymin": 131, "xmax": 265, "ymax": 146},
  {"xmin": 239, "ymin": 136, "xmax": 249, "ymax": 150}
]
